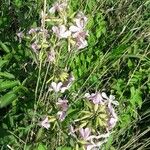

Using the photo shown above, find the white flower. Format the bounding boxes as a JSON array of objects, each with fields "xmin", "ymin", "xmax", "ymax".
[
  {"xmin": 52, "ymin": 25, "xmax": 71, "ymax": 39},
  {"xmin": 101, "ymin": 92, "xmax": 119, "ymax": 106},
  {"xmin": 49, "ymin": 1, "xmax": 67, "ymax": 14},
  {"xmin": 41, "ymin": 117, "xmax": 50, "ymax": 129},
  {"xmin": 49, "ymin": 82, "xmax": 68, "ymax": 93}
]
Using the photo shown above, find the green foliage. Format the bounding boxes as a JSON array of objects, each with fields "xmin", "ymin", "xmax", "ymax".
[{"xmin": 0, "ymin": 0, "xmax": 150, "ymax": 149}]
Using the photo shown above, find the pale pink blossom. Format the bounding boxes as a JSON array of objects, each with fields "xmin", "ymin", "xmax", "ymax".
[
  {"xmin": 52, "ymin": 25, "xmax": 71, "ymax": 39},
  {"xmin": 69, "ymin": 12, "xmax": 88, "ymax": 33},
  {"xmin": 101, "ymin": 92, "xmax": 119, "ymax": 106},
  {"xmin": 56, "ymin": 98, "xmax": 68, "ymax": 111},
  {"xmin": 57, "ymin": 111, "xmax": 66, "ymax": 121},
  {"xmin": 31, "ymin": 42, "xmax": 40, "ymax": 53},
  {"xmin": 76, "ymin": 37, "xmax": 88, "ymax": 50},
  {"xmin": 48, "ymin": 50, "xmax": 55, "ymax": 62},
  {"xmin": 16, "ymin": 31, "xmax": 24, "ymax": 43},
  {"xmin": 79, "ymin": 128, "xmax": 91, "ymax": 141},
  {"xmin": 49, "ymin": 1, "xmax": 67, "ymax": 14},
  {"xmin": 84, "ymin": 92, "xmax": 104, "ymax": 104},
  {"xmin": 41, "ymin": 116, "xmax": 50, "ymax": 129},
  {"xmin": 69, "ymin": 12, "xmax": 88, "ymax": 49}
]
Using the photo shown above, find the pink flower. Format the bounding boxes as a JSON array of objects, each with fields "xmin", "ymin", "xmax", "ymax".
[
  {"xmin": 56, "ymin": 98, "xmax": 68, "ymax": 111},
  {"xmin": 41, "ymin": 116, "xmax": 50, "ymax": 129},
  {"xmin": 69, "ymin": 12, "xmax": 88, "ymax": 33},
  {"xmin": 16, "ymin": 31, "xmax": 24, "ymax": 43},
  {"xmin": 52, "ymin": 25, "xmax": 71, "ymax": 39},
  {"xmin": 76, "ymin": 37, "xmax": 88, "ymax": 50},
  {"xmin": 31, "ymin": 42, "xmax": 40, "ymax": 53},
  {"xmin": 49, "ymin": 1, "xmax": 67, "ymax": 14},
  {"xmin": 57, "ymin": 111, "xmax": 66, "ymax": 121},
  {"xmin": 109, "ymin": 117, "xmax": 117, "ymax": 129},
  {"xmin": 48, "ymin": 50, "xmax": 55, "ymax": 62},
  {"xmin": 28, "ymin": 28, "xmax": 38, "ymax": 34},
  {"xmin": 84, "ymin": 92, "xmax": 104, "ymax": 104},
  {"xmin": 69, "ymin": 12, "xmax": 88, "ymax": 49},
  {"xmin": 79, "ymin": 128, "xmax": 91, "ymax": 141}
]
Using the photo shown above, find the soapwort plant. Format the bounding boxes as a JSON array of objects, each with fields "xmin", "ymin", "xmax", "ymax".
[{"xmin": 20, "ymin": 0, "xmax": 119, "ymax": 149}]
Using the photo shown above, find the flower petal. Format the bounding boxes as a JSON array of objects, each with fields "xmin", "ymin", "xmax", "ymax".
[
  {"xmin": 101, "ymin": 92, "xmax": 109, "ymax": 100},
  {"xmin": 49, "ymin": 6, "xmax": 56, "ymax": 14},
  {"xmin": 69, "ymin": 25, "xmax": 80, "ymax": 32}
]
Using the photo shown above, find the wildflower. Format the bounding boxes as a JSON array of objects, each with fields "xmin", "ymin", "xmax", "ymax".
[
  {"xmin": 56, "ymin": 98, "xmax": 68, "ymax": 111},
  {"xmin": 76, "ymin": 37, "xmax": 88, "ymax": 50},
  {"xmin": 48, "ymin": 49, "xmax": 55, "ymax": 62},
  {"xmin": 28, "ymin": 28, "xmax": 38, "ymax": 34},
  {"xmin": 69, "ymin": 12, "xmax": 88, "ymax": 33},
  {"xmin": 49, "ymin": 1, "xmax": 68, "ymax": 14},
  {"xmin": 101, "ymin": 92, "xmax": 119, "ymax": 129},
  {"xmin": 52, "ymin": 25, "xmax": 71, "ymax": 39},
  {"xmin": 49, "ymin": 82, "xmax": 63, "ymax": 92},
  {"xmin": 69, "ymin": 12, "xmax": 88, "ymax": 49},
  {"xmin": 84, "ymin": 92, "xmax": 104, "ymax": 104},
  {"xmin": 41, "ymin": 116, "xmax": 50, "ymax": 129},
  {"xmin": 57, "ymin": 111, "xmax": 66, "ymax": 121},
  {"xmin": 69, "ymin": 125, "xmax": 77, "ymax": 137},
  {"xmin": 31, "ymin": 42, "xmax": 40, "ymax": 53},
  {"xmin": 109, "ymin": 117, "xmax": 117, "ymax": 129},
  {"xmin": 101, "ymin": 92, "xmax": 119, "ymax": 106},
  {"xmin": 16, "ymin": 31, "xmax": 24, "ymax": 43},
  {"xmin": 79, "ymin": 127, "xmax": 91, "ymax": 141},
  {"xmin": 49, "ymin": 75, "xmax": 74, "ymax": 93},
  {"xmin": 86, "ymin": 132, "xmax": 110, "ymax": 150}
]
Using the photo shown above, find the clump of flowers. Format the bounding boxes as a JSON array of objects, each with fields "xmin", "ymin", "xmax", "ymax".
[{"xmin": 18, "ymin": 0, "xmax": 119, "ymax": 149}]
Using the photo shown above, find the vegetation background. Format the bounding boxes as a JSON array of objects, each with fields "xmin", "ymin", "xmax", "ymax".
[{"xmin": 0, "ymin": 0, "xmax": 150, "ymax": 149}]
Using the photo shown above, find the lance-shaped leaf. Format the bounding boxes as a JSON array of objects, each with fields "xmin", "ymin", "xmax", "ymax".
[
  {"xmin": 0, "ymin": 80, "xmax": 20, "ymax": 91},
  {"xmin": 0, "ymin": 72, "xmax": 15, "ymax": 79},
  {"xmin": 0, "ymin": 91, "xmax": 17, "ymax": 108}
]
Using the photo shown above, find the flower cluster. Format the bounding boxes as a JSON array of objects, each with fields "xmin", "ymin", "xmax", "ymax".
[
  {"xmin": 24, "ymin": 0, "xmax": 119, "ymax": 149},
  {"xmin": 85, "ymin": 92, "xmax": 119, "ymax": 130},
  {"xmin": 67, "ymin": 92, "xmax": 119, "ymax": 149},
  {"xmin": 48, "ymin": 0, "xmax": 89, "ymax": 50}
]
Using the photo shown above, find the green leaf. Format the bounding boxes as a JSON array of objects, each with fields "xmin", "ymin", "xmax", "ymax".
[
  {"xmin": 0, "ymin": 59, "xmax": 9, "ymax": 69},
  {"xmin": 130, "ymin": 87, "xmax": 142, "ymax": 108},
  {"xmin": 0, "ymin": 41, "xmax": 10, "ymax": 53},
  {"xmin": 0, "ymin": 91, "xmax": 17, "ymax": 108},
  {"xmin": 37, "ymin": 143, "xmax": 47, "ymax": 150},
  {"xmin": 0, "ymin": 72, "xmax": 15, "ymax": 79},
  {"xmin": 56, "ymin": 147, "xmax": 72, "ymax": 150},
  {"xmin": 0, "ymin": 80, "xmax": 20, "ymax": 91}
]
